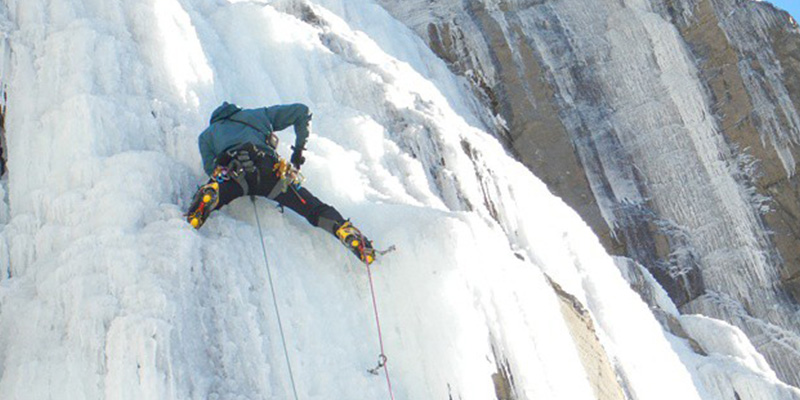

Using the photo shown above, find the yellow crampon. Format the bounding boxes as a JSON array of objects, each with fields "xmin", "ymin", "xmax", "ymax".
[
  {"xmin": 335, "ymin": 221, "xmax": 376, "ymax": 265},
  {"xmin": 186, "ymin": 181, "xmax": 220, "ymax": 229}
]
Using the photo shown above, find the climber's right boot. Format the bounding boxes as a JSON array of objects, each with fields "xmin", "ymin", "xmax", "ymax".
[{"xmin": 335, "ymin": 221, "xmax": 376, "ymax": 265}]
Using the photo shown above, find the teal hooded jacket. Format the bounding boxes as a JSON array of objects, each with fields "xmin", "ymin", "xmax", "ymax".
[{"xmin": 198, "ymin": 102, "xmax": 311, "ymax": 175}]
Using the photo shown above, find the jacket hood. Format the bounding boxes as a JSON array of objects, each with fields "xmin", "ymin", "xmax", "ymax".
[{"xmin": 209, "ymin": 102, "xmax": 242, "ymax": 124}]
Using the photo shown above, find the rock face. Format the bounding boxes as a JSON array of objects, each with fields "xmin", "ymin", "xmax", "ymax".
[
  {"xmin": 378, "ymin": 0, "xmax": 800, "ymax": 388},
  {"xmin": 548, "ymin": 278, "xmax": 627, "ymax": 400},
  {"xmin": 670, "ymin": 0, "xmax": 800, "ymax": 303}
]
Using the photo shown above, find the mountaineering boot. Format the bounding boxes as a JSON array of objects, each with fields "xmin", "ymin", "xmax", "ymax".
[
  {"xmin": 186, "ymin": 181, "xmax": 220, "ymax": 229},
  {"xmin": 335, "ymin": 221, "xmax": 376, "ymax": 265}
]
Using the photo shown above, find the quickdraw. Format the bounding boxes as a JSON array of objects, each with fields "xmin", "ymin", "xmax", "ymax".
[
  {"xmin": 272, "ymin": 158, "xmax": 305, "ymax": 187},
  {"xmin": 368, "ymin": 354, "xmax": 388, "ymax": 376},
  {"xmin": 267, "ymin": 157, "xmax": 306, "ymax": 200}
]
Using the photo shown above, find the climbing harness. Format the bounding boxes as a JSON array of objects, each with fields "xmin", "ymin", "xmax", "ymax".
[
  {"xmin": 224, "ymin": 146, "xmax": 261, "ymax": 195},
  {"xmin": 213, "ymin": 140, "xmax": 303, "ymax": 201},
  {"xmin": 251, "ymin": 197, "xmax": 300, "ymax": 400}
]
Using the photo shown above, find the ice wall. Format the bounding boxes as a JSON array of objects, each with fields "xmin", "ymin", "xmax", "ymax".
[{"xmin": 0, "ymin": 0, "xmax": 714, "ymax": 399}]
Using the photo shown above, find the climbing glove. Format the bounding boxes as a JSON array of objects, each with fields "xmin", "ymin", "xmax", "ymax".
[{"xmin": 290, "ymin": 146, "xmax": 305, "ymax": 169}]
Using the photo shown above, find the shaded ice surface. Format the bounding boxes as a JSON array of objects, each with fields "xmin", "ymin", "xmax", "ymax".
[
  {"xmin": 0, "ymin": 0, "xmax": 790, "ymax": 399},
  {"xmin": 616, "ymin": 257, "xmax": 800, "ymax": 399}
]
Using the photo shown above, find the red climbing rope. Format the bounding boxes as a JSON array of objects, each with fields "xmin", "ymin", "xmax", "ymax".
[{"xmin": 364, "ymin": 256, "xmax": 396, "ymax": 400}]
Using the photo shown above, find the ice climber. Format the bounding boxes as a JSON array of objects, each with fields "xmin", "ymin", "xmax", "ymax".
[{"xmin": 185, "ymin": 102, "xmax": 377, "ymax": 264}]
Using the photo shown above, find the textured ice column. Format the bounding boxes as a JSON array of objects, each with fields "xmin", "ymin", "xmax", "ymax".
[
  {"xmin": 546, "ymin": 2, "xmax": 800, "ymax": 384},
  {"xmin": 710, "ymin": 0, "xmax": 800, "ymax": 175},
  {"xmin": 524, "ymin": 0, "xmax": 800, "ymax": 385}
]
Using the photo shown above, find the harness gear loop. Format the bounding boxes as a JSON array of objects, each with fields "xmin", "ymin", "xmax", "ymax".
[
  {"xmin": 266, "ymin": 157, "xmax": 305, "ymax": 200},
  {"xmin": 211, "ymin": 166, "xmax": 230, "ymax": 183}
]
